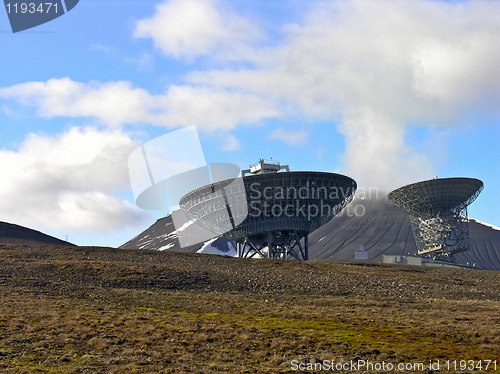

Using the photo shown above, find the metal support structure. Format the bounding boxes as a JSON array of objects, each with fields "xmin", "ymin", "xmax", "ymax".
[
  {"xmin": 304, "ymin": 234, "xmax": 309, "ymax": 261},
  {"xmin": 411, "ymin": 207, "xmax": 470, "ymax": 261},
  {"xmin": 236, "ymin": 230, "xmax": 309, "ymax": 261},
  {"xmin": 388, "ymin": 177, "xmax": 483, "ymax": 264}
]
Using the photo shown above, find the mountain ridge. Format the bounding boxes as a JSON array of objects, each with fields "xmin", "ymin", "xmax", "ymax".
[{"xmin": 0, "ymin": 221, "xmax": 74, "ymax": 246}]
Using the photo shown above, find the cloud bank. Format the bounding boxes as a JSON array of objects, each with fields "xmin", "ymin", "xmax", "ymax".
[
  {"xmin": 180, "ymin": 0, "xmax": 500, "ymax": 188},
  {"xmin": 0, "ymin": 127, "xmax": 147, "ymax": 232},
  {"xmin": 134, "ymin": 0, "xmax": 261, "ymax": 60},
  {"xmin": 270, "ymin": 128, "xmax": 308, "ymax": 146},
  {"xmin": 0, "ymin": 78, "xmax": 279, "ymax": 131}
]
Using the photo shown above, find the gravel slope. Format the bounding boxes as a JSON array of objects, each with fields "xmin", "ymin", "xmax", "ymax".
[{"xmin": 4, "ymin": 243, "xmax": 497, "ymax": 302}]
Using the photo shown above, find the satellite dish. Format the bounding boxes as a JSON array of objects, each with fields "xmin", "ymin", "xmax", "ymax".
[
  {"xmin": 180, "ymin": 169, "xmax": 357, "ymax": 261},
  {"xmin": 388, "ymin": 177, "xmax": 483, "ymax": 260}
]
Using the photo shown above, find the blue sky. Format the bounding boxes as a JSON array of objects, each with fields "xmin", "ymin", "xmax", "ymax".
[{"xmin": 0, "ymin": 0, "xmax": 499, "ymax": 246}]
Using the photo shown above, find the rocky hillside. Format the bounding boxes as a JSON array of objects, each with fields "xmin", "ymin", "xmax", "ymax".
[{"xmin": 0, "ymin": 221, "xmax": 74, "ymax": 246}]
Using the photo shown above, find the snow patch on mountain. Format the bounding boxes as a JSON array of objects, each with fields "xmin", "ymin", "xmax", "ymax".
[
  {"xmin": 158, "ymin": 243, "xmax": 175, "ymax": 251},
  {"xmin": 157, "ymin": 221, "xmax": 192, "ymax": 240},
  {"xmin": 197, "ymin": 237, "xmax": 237, "ymax": 257}
]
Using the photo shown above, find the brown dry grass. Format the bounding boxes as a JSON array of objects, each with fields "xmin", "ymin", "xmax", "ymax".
[{"xmin": 0, "ymin": 244, "xmax": 499, "ymax": 373}]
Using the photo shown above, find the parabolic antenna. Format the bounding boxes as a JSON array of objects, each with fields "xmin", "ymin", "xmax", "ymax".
[
  {"xmin": 180, "ymin": 160, "xmax": 357, "ymax": 260},
  {"xmin": 388, "ymin": 177, "xmax": 483, "ymax": 259}
]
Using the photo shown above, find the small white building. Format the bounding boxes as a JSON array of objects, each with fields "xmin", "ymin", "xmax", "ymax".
[
  {"xmin": 354, "ymin": 244, "xmax": 368, "ymax": 260},
  {"xmin": 382, "ymin": 255, "xmax": 472, "ymax": 268},
  {"xmin": 383, "ymin": 255, "xmax": 422, "ymax": 266}
]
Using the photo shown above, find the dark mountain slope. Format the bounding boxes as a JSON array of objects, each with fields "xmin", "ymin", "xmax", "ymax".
[
  {"xmin": 308, "ymin": 197, "xmax": 500, "ymax": 270},
  {"xmin": 309, "ymin": 197, "xmax": 417, "ymax": 261},
  {"xmin": 120, "ymin": 210, "xmax": 208, "ymax": 253},
  {"xmin": 0, "ymin": 221, "xmax": 74, "ymax": 246}
]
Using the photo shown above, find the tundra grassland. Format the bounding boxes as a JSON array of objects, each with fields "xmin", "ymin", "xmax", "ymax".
[{"xmin": 0, "ymin": 244, "xmax": 499, "ymax": 373}]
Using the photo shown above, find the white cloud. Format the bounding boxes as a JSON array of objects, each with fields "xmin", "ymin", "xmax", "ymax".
[
  {"xmin": 270, "ymin": 128, "xmax": 308, "ymax": 146},
  {"xmin": 89, "ymin": 44, "xmax": 119, "ymax": 54},
  {"xmin": 0, "ymin": 78, "xmax": 279, "ymax": 131},
  {"xmin": 125, "ymin": 52, "xmax": 155, "ymax": 71},
  {"xmin": 0, "ymin": 127, "xmax": 148, "ymax": 232},
  {"xmin": 157, "ymin": 85, "xmax": 278, "ymax": 130},
  {"xmin": 134, "ymin": 0, "xmax": 261, "ymax": 60},
  {"xmin": 316, "ymin": 146, "xmax": 327, "ymax": 160},
  {"xmin": 186, "ymin": 0, "xmax": 500, "ymax": 189},
  {"xmin": 222, "ymin": 134, "xmax": 240, "ymax": 151},
  {"xmin": 0, "ymin": 78, "xmax": 154, "ymax": 127}
]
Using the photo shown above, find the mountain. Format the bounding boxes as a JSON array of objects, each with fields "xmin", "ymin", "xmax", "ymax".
[
  {"xmin": 0, "ymin": 221, "xmax": 74, "ymax": 246},
  {"xmin": 307, "ymin": 197, "xmax": 500, "ymax": 271},
  {"xmin": 120, "ymin": 197, "xmax": 500, "ymax": 270},
  {"xmin": 120, "ymin": 210, "xmax": 211, "ymax": 253}
]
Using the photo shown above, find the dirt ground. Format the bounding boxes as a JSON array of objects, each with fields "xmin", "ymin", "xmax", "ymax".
[{"xmin": 0, "ymin": 244, "xmax": 499, "ymax": 373}]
